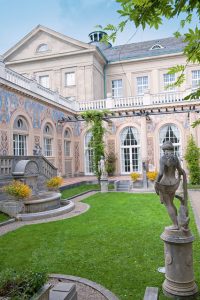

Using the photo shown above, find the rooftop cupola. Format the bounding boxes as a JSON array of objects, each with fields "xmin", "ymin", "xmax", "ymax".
[{"xmin": 88, "ymin": 31, "xmax": 111, "ymax": 51}]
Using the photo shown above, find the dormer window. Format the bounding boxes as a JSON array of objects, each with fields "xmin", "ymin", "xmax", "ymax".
[
  {"xmin": 149, "ymin": 44, "xmax": 164, "ymax": 50},
  {"xmin": 37, "ymin": 43, "xmax": 48, "ymax": 52}
]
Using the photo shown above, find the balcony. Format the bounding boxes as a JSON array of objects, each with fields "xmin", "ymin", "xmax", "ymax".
[{"xmin": 0, "ymin": 58, "xmax": 199, "ymax": 113}]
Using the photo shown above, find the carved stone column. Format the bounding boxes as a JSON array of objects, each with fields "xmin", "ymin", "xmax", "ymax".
[{"xmin": 161, "ymin": 228, "xmax": 198, "ymax": 298}]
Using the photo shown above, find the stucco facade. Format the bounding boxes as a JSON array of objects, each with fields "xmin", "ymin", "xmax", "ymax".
[{"xmin": 1, "ymin": 25, "xmax": 200, "ymax": 177}]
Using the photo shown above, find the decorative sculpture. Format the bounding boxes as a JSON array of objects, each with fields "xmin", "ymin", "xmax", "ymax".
[
  {"xmin": 155, "ymin": 141, "xmax": 189, "ymax": 231},
  {"xmin": 33, "ymin": 144, "xmax": 42, "ymax": 156},
  {"xmin": 98, "ymin": 156, "xmax": 107, "ymax": 179}
]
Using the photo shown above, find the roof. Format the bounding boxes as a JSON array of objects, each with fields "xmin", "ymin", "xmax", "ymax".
[{"xmin": 102, "ymin": 37, "xmax": 185, "ymax": 62}]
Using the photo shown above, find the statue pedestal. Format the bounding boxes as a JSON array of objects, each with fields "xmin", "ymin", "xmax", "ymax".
[
  {"xmin": 100, "ymin": 178, "xmax": 108, "ymax": 193},
  {"xmin": 161, "ymin": 228, "xmax": 198, "ymax": 298}
]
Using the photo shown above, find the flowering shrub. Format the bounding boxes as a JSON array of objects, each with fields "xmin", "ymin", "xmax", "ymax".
[
  {"xmin": 46, "ymin": 176, "xmax": 63, "ymax": 189},
  {"xmin": 4, "ymin": 181, "xmax": 32, "ymax": 200},
  {"xmin": 130, "ymin": 172, "xmax": 140, "ymax": 182},
  {"xmin": 147, "ymin": 171, "xmax": 158, "ymax": 181}
]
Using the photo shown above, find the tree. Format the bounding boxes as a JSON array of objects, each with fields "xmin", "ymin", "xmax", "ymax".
[
  {"xmin": 99, "ymin": 0, "xmax": 200, "ymax": 124},
  {"xmin": 185, "ymin": 135, "xmax": 200, "ymax": 185},
  {"xmin": 81, "ymin": 110, "xmax": 105, "ymax": 182}
]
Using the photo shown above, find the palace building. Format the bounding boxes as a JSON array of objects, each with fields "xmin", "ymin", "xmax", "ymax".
[{"xmin": 0, "ymin": 25, "xmax": 200, "ymax": 177}]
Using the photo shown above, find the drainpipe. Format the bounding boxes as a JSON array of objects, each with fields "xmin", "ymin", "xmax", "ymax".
[{"xmin": 103, "ymin": 64, "xmax": 106, "ymax": 99}]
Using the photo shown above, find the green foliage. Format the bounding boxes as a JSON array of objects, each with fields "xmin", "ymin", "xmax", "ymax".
[
  {"xmin": 185, "ymin": 135, "xmax": 200, "ymax": 185},
  {"xmin": 105, "ymin": 152, "xmax": 117, "ymax": 176},
  {"xmin": 0, "ymin": 269, "xmax": 47, "ymax": 299},
  {"xmin": 99, "ymin": 0, "xmax": 200, "ymax": 124},
  {"xmin": 0, "ymin": 212, "xmax": 10, "ymax": 223},
  {"xmin": 81, "ymin": 110, "xmax": 106, "ymax": 181}
]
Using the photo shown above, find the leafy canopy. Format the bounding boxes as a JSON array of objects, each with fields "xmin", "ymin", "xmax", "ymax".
[{"xmin": 98, "ymin": 0, "xmax": 200, "ymax": 123}]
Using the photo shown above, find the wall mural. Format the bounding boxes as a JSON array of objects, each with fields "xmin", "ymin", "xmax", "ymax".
[{"xmin": 0, "ymin": 88, "xmax": 69, "ymax": 128}]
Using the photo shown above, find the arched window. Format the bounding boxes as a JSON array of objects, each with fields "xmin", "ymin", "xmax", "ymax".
[
  {"xmin": 120, "ymin": 127, "xmax": 141, "ymax": 173},
  {"xmin": 13, "ymin": 116, "xmax": 28, "ymax": 156},
  {"xmin": 84, "ymin": 132, "xmax": 94, "ymax": 175},
  {"xmin": 43, "ymin": 123, "xmax": 53, "ymax": 157},
  {"xmin": 37, "ymin": 43, "xmax": 48, "ymax": 52},
  {"xmin": 64, "ymin": 129, "xmax": 71, "ymax": 157},
  {"xmin": 159, "ymin": 124, "xmax": 181, "ymax": 157}
]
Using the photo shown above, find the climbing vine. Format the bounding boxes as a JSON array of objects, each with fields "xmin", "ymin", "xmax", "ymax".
[{"xmin": 81, "ymin": 110, "xmax": 106, "ymax": 181}]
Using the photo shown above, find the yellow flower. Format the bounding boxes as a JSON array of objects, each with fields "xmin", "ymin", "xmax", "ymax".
[
  {"xmin": 146, "ymin": 171, "xmax": 158, "ymax": 181},
  {"xmin": 130, "ymin": 172, "xmax": 140, "ymax": 181},
  {"xmin": 4, "ymin": 181, "xmax": 32, "ymax": 200},
  {"xmin": 46, "ymin": 177, "xmax": 63, "ymax": 189}
]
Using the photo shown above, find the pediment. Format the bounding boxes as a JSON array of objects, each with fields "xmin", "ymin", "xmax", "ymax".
[{"xmin": 4, "ymin": 25, "xmax": 93, "ymax": 62}]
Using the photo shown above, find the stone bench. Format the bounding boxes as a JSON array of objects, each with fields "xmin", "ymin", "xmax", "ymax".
[
  {"xmin": 49, "ymin": 283, "xmax": 77, "ymax": 300},
  {"xmin": 143, "ymin": 287, "xmax": 159, "ymax": 300}
]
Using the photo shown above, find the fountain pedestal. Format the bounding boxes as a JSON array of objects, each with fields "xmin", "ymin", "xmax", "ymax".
[{"xmin": 161, "ymin": 227, "xmax": 198, "ymax": 298}]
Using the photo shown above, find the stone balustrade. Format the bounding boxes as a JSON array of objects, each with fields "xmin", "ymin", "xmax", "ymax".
[{"xmin": 0, "ymin": 57, "xmax": 198, "ymax": 112}]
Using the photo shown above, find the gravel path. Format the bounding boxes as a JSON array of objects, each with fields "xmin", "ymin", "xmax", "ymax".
[{"xmin": 0, "ymin": 191, "xmax": 97, "ymax": 236}]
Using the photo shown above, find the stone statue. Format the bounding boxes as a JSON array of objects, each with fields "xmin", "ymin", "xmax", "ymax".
[
  {"xmin": 33, "ymin": 144, "xmax": 42, "ymax": 156},
  {"xmin": 155, "ymin": 141, "xmax": 189, "ymax": 231},
  {"xmin": 98, "ymin": 156, "xmax": 107, "ymax": 179}
]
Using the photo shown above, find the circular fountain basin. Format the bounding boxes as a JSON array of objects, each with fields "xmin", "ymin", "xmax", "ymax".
[{"xmin": 23, "ymin": 192, "xmax": 61, "ymax": 213}]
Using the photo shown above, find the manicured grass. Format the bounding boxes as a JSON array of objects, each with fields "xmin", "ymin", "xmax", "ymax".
[
  {"xmin": 0, "ymin": 213, "xmax": 10, "ymax": 223},
  {"xmin": 0, "ymin": 193, "xmax": 199, "ymax": 300},
  {"xmin": 61, "ymin": 183, "xmax": 114, "ymax": 199}
]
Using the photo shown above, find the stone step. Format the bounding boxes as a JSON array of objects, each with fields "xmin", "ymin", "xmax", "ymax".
[{"xmin": 16, "ymin": 201, "xmax": 75, "ymax": 221}]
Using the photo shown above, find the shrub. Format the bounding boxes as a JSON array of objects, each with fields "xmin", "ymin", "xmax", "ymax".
[
  {"xmin": 0, "ymin": 269, "xmax": 47, "ymax": 299},
  {"xmin": 106, "ymin": 152, "xmax": 117, "ymax": 176},
  {"xmin": 146, "ymin": 171, "xmax": 158, "ymax": 181},
  {"xmin": 46, "ymin": 176, "xmax": 63, "ymax": 189},
  {"xmin": 4, "ymin": 181, "xmax": 32, "ymax": 200},
  {"xmin": 185, "ymin": 135, "xmax": 200, "ymax": 185},
  {"xmin": 130, "ymin": 172, "xmax": 140, "ymax": 181}
]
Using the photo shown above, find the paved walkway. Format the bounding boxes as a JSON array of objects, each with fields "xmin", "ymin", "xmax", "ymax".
[{"xmin": 188, "ymin": 190, "xmax": 200, "ymax": 234}]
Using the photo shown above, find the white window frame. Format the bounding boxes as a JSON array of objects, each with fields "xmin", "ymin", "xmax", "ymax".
[
  {"xmin": 159, "ymin": 124, "xmax": 181, "ymax": 158},
  {"xmin": 84, "ymin": 132, "xmax": 94, "ymax": 175},
  {"xmin": 65, "ymin": 72, "xmax": 75, "ymax": 86},
  {"xmin": 44, "ymin": 137, "xmax": 52, "ymax": 157},
  {"xmin": 39, "ymin": 75, "xmax": 49, "ymax": 88},
  {"xmin": 120, "ymin": 127, "xmax": 141, "ymax": 174},
  {"xmin": 112, "ymin": 79, "xmax": 123, "ymax": 98},
  {"xmin": 13, "ymin": 134, "xmax": 27, "ymax": 156},
  {"xmin": 136, "ymin": 76, "xmax": 148, "ymax": 95},
  {"xmin": 163, "ymin": 73, "xmax": 176, "ymax": 91},
  {"xmin": 192, "ymin": 70, "xmax": 200, "ymax": 90}
]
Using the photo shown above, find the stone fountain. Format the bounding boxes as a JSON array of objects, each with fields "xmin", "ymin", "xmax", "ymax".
[{"xmin": 0, "ymin": 157, "xmax": 74, "ymax": 220}]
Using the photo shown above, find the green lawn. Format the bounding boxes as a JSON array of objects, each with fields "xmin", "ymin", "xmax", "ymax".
[
  {"xmin": 61, "ymin": 183, "xmax": 114, "ymax": 199},
  {"xmin": 0, "ymin": 193, "xmax": 199, "ymax": 300},
  {"xmin": 0, "ymin": 213, "xmax": 10, "ymax": 223}
]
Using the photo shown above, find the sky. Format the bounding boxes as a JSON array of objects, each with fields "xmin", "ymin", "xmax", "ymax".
[{"xmin": 0, "ymin": 0, "xmax": 198, "ymax": 54}]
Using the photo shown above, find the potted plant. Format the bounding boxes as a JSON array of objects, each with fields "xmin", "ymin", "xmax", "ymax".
[
  {"xmin": 4, "ymin": 180, "xmax": 32, "ymax": 201},
  {"xmin": 146, "ymin": 171, "xmax": 158, "ymax": 182},
  {"xmin": 130, "ymin": 172, "xmax": 140, "ymax": 182},
  {"xmin": 46, "ymin": 176, "xmax": 63, "ymax": 191},
  {"xmin": 105, "ymin": 152, "xmax": 117, "ymax": 176}
]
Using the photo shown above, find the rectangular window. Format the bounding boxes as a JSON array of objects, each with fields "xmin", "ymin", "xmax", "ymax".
[
  {"xmin": 44, "ymin": 138, "xmax": 52, "ymax": 156},
  {"xmin": 64, "ymin": 141, "xmax": 71, "ymax": 156},
  {"xmin": 112, "ymin": 79, "xmax": 123, "ymax": 98},
  {"xmin": 65, "ymin": 72, "xmax": 75, "ymax": 86},
  {"xmin": 13, "ymin": 134, "xmax": 27, "ymax": 156},
  {"xmin": 136, "ymin": 76, "xmax": 148, "ymax": 95},
  {"xmin": 163, "ymin": 73, "xmax": 175, "ymax": 91},
  {"xmin": 39, "ymin": 75, "xmax": 49, "ymax": 88},
  {"xmin": 192, "ymin": 70, "xmax": 200, "ymax": 90}
]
